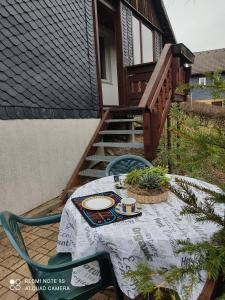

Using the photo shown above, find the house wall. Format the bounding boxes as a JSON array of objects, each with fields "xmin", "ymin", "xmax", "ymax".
[
  {"xmin": 0, "ymin": 0, "xmax": 99, "ymax": 119},
  {"xmin": 190, "ymin": 74, "xmax": 225, "ymax": 100},
  {"xmin": 0, "ymin": 119, "xmax": 100, "ymax": 214}
]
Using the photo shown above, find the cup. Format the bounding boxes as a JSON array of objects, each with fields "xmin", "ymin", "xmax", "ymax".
[{"xmin": 121, "ymin": 198, "xmax": 136, "ymax": 214}]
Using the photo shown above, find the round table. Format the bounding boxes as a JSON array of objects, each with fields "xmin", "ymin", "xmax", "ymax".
[{"xmin": 57, "ymin": 175, "xmax": 223, "ymax": 299}]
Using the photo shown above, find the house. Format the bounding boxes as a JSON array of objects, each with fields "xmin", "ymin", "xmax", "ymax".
[
  {"xmin": 191, "ymin": 48, "xmax": 225, "ymax": 106},
  {"xmin": 0, "ymin": 0, "xmax": 194, "ymax": 213}
]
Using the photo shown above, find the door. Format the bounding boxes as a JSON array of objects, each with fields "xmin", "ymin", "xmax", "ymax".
[
  {"xmin": 99, "ymin": 27, "xmax": 119, "ymax": 106},
  {"xmin": 97, "ymin": 2, "xmax": 119, "ymax": 106}
]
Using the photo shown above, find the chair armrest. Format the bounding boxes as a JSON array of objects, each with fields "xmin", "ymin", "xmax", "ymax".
[
  {"xmin": 16, "ymin": 214, "xmax": 61, "ymax": 226},
  {"xmin": 28, "ymin": 251, "xmax": 110, "ymax": 273}
]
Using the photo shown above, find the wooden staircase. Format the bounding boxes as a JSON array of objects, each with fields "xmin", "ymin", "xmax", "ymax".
[{"xmin": 61, "ymin": 43, "xmax": 194, "ymax": 202}]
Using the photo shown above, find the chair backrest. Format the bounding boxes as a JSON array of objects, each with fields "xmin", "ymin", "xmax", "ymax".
[
  {"xmin": 0, "ymin": 211, "xmax": 43, "ymax": 280},
  {"xmin": 105, "ymin": 154, "xmax": 152, "ymax": 176}
]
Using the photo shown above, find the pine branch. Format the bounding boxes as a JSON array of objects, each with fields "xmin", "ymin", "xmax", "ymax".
[
  {"xmin": 176, "ymin": 179, "xmax": 225, "ymax": 204},
  {"xmin": 171, "ymin": 179, "xmax": 225, "ymax": 226}
]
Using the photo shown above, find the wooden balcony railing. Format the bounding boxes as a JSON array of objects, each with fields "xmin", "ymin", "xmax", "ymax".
[
  {"xmin": 125, "ymin": 62, "xmax": 156, "ymax": 106},
  {"xmin": 136, "ymin": 43, "xmax": 194, "ymax": 160}
]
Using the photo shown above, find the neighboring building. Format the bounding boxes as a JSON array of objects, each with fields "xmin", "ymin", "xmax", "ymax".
[
  {"xmin": 0, "ymin": 0, "xmax": 193, "ymax": 213},
  {"xmin": 191, "ymin": 48, "xmax": 225, "ymax": 106}
]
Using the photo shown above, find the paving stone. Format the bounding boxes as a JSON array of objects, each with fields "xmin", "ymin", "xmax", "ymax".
[
  {"xmin": 28, "ymin": 238, "xmax": 48, "ymax": 250},
  {"xmin": 27, "ymin": 228, "xmax": 40, "ymax": 234},
  {"xmin": 21, "ymin": 226, "xmax": 35, "ymax": 233},
  {"xmin": 0, "ymin": 272, "xmax": 23, "ymax": 290},
  {"xmin": 33, "ymin": 228, "xmax": 54, "ymax": 238},
  {"xmin": 0, "ymin": 266, "xmax": 11, "ymax": 281},
  {"xmin": 0, "ymin": 237, "xmax": 11, "ymax": 247},
  {"xmin": 0, "ymin": 249, "xmax": 15, "ymax": 260},
  {"xmin": 1, "ymin": 256, "xmax": 21, "ymax": 268},
  {"xmin": 29, "ymin": 294, "xmax": 38, "ymax": 300},
  {"xmin": 35, "ymin": 255, "xmax": 49, "ymax": 265},
  {"xmin": 10, "ymin": 260, "xmax": 25, "ymax": 272},
  {"xmin": 22, "ymin": 238, "xmax": 33, "ymax": 246},
  {"xmin": 42, "ymin": 240, "xmax": 56, "ymax": 251},
  {"xmin": 36, "ymin": 247, "xmax": 49, "ymax": 255},
  {"xmin": 0, "ymin": 290, "xmax": 20, "ymax": 300},
  {"xmin": 0, "ymin": 286, "xmax": 8, "ymax": 296},
  {"xmin": 15, "ymin": 264, "xmax": 31, "ymax": 278},
  {"xmin": 16, "ymin": 278, "xmax": 36, "ymax": 299},
  {"xmin": 22, "ymin": 233, "xmax": 39, "ymax": 241},
  {"xmin": 47, "ymin": 232, "xmax": 58, "ymax": 241},
  {"xmin": 0, "ymin": 245, "xmax": 7, "ymax": 252},
  {"xmin": 31, "ymin": 254, "xmax": 43, "ymax": 262},
  {"xmin": 48, "ymin": 248, "xmax": 57, "ymax": 257},
  {"xmin": 27, "ymin": 250, "xmax": 38, "ymax": 259}
]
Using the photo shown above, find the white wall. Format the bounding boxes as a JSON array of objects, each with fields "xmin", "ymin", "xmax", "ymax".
[{"xmin": 0, "ymin": 119, "xmax": 100, "ymax": 214}]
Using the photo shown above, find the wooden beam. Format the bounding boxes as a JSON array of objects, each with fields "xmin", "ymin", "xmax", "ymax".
[
  {"xmin": 93, "ymin": 0, "xmax": 103, "ymax": 114},
  {"xmin": 197, "ymin": 279, "xmax": 218, "ymax": 300},
  {"xmin": 143, "ymin": 110, "xmax": 158, "ymax": 160},
  {"xmin": 114, "ymin": 1, "xmax": 127, "ymax": 106}
]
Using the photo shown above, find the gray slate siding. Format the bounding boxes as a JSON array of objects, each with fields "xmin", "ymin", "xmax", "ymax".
[
  {"xmin": 121, "ymin": 3, "xmax": 134, "ymax": 66},
  {"xmin": 190, "ymin": 74, "xmax": 225, "ymax": 100},
  {"xmin": 0, "ymin": 0, "xmax": 99, "ymax": 119},
  {"xmin": 154, "ymin": 31, "xmax": 163, "ymax": 60}
]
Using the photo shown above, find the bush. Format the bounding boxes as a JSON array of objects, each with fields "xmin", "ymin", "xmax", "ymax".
[{"xmin": 125, "ymin": 166, "xmax": 170, "ymax": 190}]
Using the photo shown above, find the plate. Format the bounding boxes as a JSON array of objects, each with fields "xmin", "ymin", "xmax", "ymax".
[
  {"xmin": 82, "ymin": 196, "xmax": 115, "ymax": 210},
  {"xmin": 115, "ymin": 203, "xmax": 142, "ymax": 216}
]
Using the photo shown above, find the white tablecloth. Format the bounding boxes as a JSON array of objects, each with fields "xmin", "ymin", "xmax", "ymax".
[{"xmin": 57, "ymin": 175, "xmax": 223, "ymax": 299}]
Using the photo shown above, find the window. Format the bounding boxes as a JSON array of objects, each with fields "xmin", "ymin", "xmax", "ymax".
[
  {"xmin": 132, "ymin": 16, "xmax": 141, "ymax": 64},
  {"xmin": 199, "ymin": 77, "xmax": 206, "ymax": 85},
  {"xmin": 99, "ymin": 34, "xmax": 111, "ymax": 82},
  {"xmin": 132, "ymin": 16, "xmax": 154, "ymax": 64},
  {"xmin": 142, "ymin": 23, "xmax": 153, "ymax": 63}
]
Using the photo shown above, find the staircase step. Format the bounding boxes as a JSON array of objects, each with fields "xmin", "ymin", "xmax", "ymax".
[
  {"xmin": 105, "ymin": 119, "xmax": 135, "ymax": 123},
  {"xmin": 99, "ymin": 130, "xmax": 143, "ymax": 135},
  {"xmin": 93, "ymin": 142, "xmax": 144, "ymax": 149},
  {"xmin": 79, "ymin": 169, "xmax": 105, "ymax": 178},
  {"xmin": 86, "ymin": 155, "xmax": 116, "ymax": 162}
]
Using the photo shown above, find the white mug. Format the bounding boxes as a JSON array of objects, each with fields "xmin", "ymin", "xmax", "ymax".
[{"xmin": 121, "ymin": 198, "xmax": 136, "ymax": 214}]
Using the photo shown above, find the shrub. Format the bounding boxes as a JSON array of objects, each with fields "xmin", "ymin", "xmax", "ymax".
[{"xmin": 125, "ymin": 166, "xmax": 170, "ymax": 189}]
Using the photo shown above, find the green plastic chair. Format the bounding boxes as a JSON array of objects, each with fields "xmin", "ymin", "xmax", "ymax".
[
  {"xmin": 106, "ymin": 154, "xmax": 152, "ymax": 176},
  {"xmin": 0, "ymin": 211, "xmax": 124, "ymax": 300}
]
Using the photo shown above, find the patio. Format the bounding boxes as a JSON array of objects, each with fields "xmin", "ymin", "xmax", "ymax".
[{"xmin": 0, "ymin": 204, "xmax": 126, "ymax": 300}]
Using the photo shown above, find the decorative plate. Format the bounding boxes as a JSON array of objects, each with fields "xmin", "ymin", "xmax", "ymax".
[
  {"xmin": 81, "ymin": 196, "xmax": 115, "ymax": 210},
  {"xmin": 115, "ymin": 203, "xmax": 142, "ymax": 216}
]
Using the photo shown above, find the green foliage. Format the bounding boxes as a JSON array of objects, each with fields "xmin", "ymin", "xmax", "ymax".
[
  {"xmin": 126, "ymin": 179, "xmax": 225, "ymax": 299},
  {"xmin": 138, "ymin": 173, "xmax": 162, "ymax": 190},
  {"xmin": 157, "ymin": 103, "xmax": 225, "ymax": 189},
  {"xmin": 125, "ymin": 263, "xmax": 180, "ymax": 300},
  {"xmin": 125, "ymin": 166, "xmax": 170, "ymax": 190}
]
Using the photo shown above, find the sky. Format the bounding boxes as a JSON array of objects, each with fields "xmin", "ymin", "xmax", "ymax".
[{"xmin": 163, "ymin": 0, "xmax": 225, "ymax": 53}]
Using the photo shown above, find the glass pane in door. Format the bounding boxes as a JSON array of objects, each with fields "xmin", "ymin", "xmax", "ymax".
[
  {"xmin": 142, "ymin": 24, "xmax": 153, "ymax": 63},
  {"xmin": 132, "ymin": 16, "xmax": 141, "ymax": 64}
]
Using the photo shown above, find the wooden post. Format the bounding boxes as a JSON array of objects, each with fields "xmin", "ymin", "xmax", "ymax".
[
  {"xmin": 176, "ymin": 103, "xmax": 181, "ymax": 161},
  {"xmin": 143, "ymin": 110, "xmax": 155, "ymax": 160},
  {"xmin": 143, "ymin": 110, "xmax": 161, "ymax": 161}
]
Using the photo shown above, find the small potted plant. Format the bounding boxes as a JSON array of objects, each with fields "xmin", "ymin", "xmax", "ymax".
[{"xmin": 125, "ymin": 166, "xmax": 170, "ymax": 204}]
